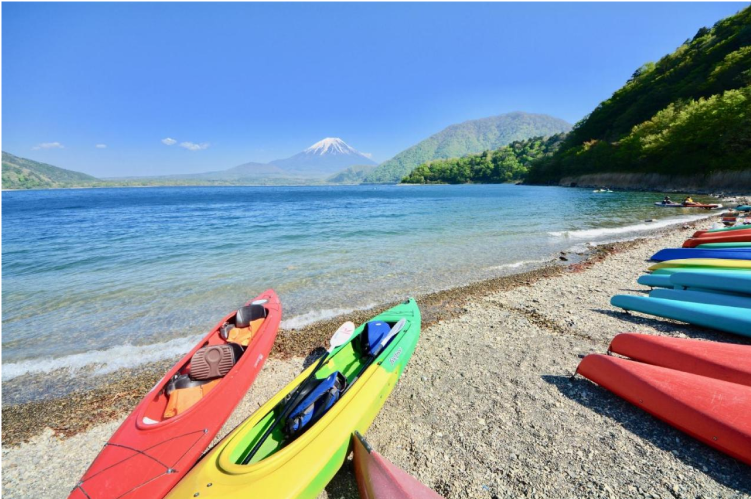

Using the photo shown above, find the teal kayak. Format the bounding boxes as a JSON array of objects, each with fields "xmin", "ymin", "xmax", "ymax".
[
  {"xmin": 697, "ymin": 242, "xmax": 751, "ymax": 248},
  {"xmin": 650, "ymin": 288, "xmax": 751, "ymax": 309},
  {"xmin": 637, "ymin": 274, "xmax": 673, "ymax": 288},
  {"xmin": 610, "ymin": 295, "xmax": 751, "ymax": 337},
  {"xmin": 707, "ymin": 225, "xmax": 751, "ymax": 233},
  {"xmin": 670, "ymin": 271, "xmax": 751, "ymax": 295},
  {"xmin": 651, "ymin": 267, "xmax": 751, "ymax": 276}
]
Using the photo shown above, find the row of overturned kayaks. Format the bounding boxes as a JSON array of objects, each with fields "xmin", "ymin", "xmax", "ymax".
[
  {"xmin": 615, "ymin": 218, "xmax": 751, "ymax": 337},
  {"xmin": 70, "ymin": 294, "xmax": 442, "ymax": 499},
  {"xmin": 575, "ymin": 212, "xmax": 751, "ymax": 468}
]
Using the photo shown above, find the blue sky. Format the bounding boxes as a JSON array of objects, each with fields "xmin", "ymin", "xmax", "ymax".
[{"xmin": 2, "ymin": 2, "xmax": 747, "ymax": 177}]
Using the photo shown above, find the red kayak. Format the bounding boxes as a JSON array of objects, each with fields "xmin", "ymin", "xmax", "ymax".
[
  {"xmin": 692, "ymin": 227, "xmax": 751, "ymax": 238},
  {"xmin": 353, "ymin": 431, "xmax": 444, "ymax": 499},
  {"xmin": 576, "ymin": 354, "xmax": 751, "ymax": 465},
  {"xmin": 684, "ymin": 233, "xmax": 751, "ymax": 247},
  {"xmin": 608, "ymin": 333, "xmax": 751, "ymax": 386},
  {"xmin": 69, "ymin": 290, "xmax": 282, "ymax": 499}
]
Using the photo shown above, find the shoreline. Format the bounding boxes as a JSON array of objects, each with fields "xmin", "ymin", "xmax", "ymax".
[
  {"xmin": 2, "ymin": 219, "xmax": 700, "ymax": 447},
  {"xmin": 5, "ymin": 215, "xmax": 751, "ymax": 499}
]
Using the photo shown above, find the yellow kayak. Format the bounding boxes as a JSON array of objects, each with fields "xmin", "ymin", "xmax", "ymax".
[
  {"xmin": 649, "ymin": 258, "xmax": 751, "ymax": 272},
  {"xmin": 166, "ymin": 299, "xmax": 421, "ymax": 499}
]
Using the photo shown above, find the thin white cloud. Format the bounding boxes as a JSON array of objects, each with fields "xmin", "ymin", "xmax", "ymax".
[
  {"xmin": 161, "ymin": 137, "xmax": 177, "ymax": 146},
  {"xmin": 95, "ymin": 144, "xmax": 107, "ymax": 149},
  {"xmin": 362, "ymin": 152, "xmax": 373, "ymax": 159},
  {"xmin": 32, "ymin": 142, "xmax": 64, "ymax": 150},
  {"xmin": 180, "ymin": 141, "xmax": 210, "ymax": 151}
]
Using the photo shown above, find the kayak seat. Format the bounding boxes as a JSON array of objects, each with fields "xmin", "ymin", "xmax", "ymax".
[
  {"xmin": 163, "ymin": 374, "xmax": 220, "ymax": 419},
  {"xmin": 222, "ymin": 304, "xmax": 267, "ymax": 347},
  {"xmin": 190, "ymin": 343, "xmax": 244, "ymax": 380},
  {"xmin": 285, "ymin": 371, "xmax": 346, "ymax": 437},
  {"xmin": 357, "ymin": 321, "xmax": 392, "ymax": 357}
]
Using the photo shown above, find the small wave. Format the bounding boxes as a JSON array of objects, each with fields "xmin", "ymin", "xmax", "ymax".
[
  {"xmin": 281, "ymin": 303, "xmax": 378, "ymax": 330},
  {"xmin": 548, "ymin": 213, "xmax": 712, "ymax": 240},
  {"xmin": 2, "ymin": 334, "xmax": 202, "ymax": 381},
  {"xmin": 488, "ymin": 258, "xmax": 551, "ymax": 271}
]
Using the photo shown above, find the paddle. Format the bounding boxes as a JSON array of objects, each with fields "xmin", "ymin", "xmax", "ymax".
[{"xmin": 241, "ymin": 321, "xmax": 355, "ymax": 465}]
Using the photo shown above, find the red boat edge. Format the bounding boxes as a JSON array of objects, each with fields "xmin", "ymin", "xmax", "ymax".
[
  {"xmin": 69, "ymin": 289, "xmax": 282, "ymax": 499},
  {"xmin": 576, "ymin": 354, "xmax": 751, "ymax": 466},
  {"xmin": 353, "ymin": 431, "xmax": 444, "ymax": 499},
  {"xmin": 608, "ymin": 333, "xmax": 751, "ymax": 386}
]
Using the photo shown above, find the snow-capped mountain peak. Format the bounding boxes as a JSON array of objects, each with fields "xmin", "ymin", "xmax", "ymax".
[{"xmin": 304, "ymin": 138, "xmax": 358, "ymax": 156}]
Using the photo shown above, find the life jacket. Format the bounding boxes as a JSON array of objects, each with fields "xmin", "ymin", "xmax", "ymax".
[
  {"xmin": 226, "ymin": 318, "xmax": 264, "ymax": 347},
  {"xmin": 163, "ymin": 376, "xmax": 220, "ymax": 418},
  {"xmin": 223, "ymin": 303, "xmax": 267, "ymax": 347},
  {"xmin": 285, "ymin": 371, "xmax": 346, "ymax": 437}
]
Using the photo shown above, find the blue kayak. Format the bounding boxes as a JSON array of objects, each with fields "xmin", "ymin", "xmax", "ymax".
[
  {"xmin": 610, "ymin": 295, "xmax": 751, "ymax": 337},
  {"xmin": 670, "ymin": 271, "xmax": 751, "ymax": 295},
  {"xmin": 650, "ymin": 288, "xmax": 751, "ymax": 309},
  {"xmin": 650, "ymin": 248, "xmax": 751, "ymax": 262},
  {"xmin": 737, "ymin": 205, "xmax": 751, "ymax": 212}
]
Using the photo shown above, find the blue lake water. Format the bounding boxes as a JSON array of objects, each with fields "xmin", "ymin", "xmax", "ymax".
[{"xmin": 2, "ymin": 185, "xmax": 712, "ymax": 380}]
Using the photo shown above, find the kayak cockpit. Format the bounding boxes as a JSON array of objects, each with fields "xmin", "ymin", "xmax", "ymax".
[
  {"xmin": 226, "ymin": 319, "xmax": 407, "ymax": 466},
  {"xmin": 139, "ymin": 301, "xmax": 270, "ymax": 426}
]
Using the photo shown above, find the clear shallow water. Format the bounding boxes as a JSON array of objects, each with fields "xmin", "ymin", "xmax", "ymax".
[{"xmin": 2, "ymin": 185, "xmax": 712, "ymax": 380}]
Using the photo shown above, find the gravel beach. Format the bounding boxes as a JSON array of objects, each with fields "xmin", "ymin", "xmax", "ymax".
[{"xmin": 4, "ymin": 218, "xmax": 750, "ymax": 499}]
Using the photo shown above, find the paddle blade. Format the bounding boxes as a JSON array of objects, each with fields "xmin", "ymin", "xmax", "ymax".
[
  {"xmin": 353, "ymin": 432, "xmax": 443, "ymax": 499},
  {"xmin": 380, "ymin": 318, "xmax": 407, "ymax": 348},
  {"xmin": 330, "ymin": 321, "xmax": 356, "ymax": 350}
]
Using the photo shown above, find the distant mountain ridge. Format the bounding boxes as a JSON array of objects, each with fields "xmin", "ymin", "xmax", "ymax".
[
  {"xmin": 2, "ymin": 151, "xmax": 99, "ymax": 189},
  {"xmin": 364, "ymin": 112, "xmax": 572, "ymax": 183}
]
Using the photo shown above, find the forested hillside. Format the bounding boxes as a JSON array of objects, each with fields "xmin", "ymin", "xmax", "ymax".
[
  {"xmin": 401, "ymin": 134, "xmax": 565, "ymax": 184},
  {"xmin": 365, "ymin": 112, "xmax": 571, "ymax": 183},
  {"xmin": 527, "ymin": 6, "xmax": 751, "ymax": 186},
  {"xmin": 2, "ymin": 151, "xmax": 99, "ymax": 189}
]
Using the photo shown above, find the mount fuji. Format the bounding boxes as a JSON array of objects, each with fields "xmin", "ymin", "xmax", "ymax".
[{"xmin": 270, "ymin": 138, "xmax": 376, "ymax": 176}]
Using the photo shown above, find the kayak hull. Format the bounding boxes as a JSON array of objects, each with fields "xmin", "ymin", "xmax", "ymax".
[
  {"xmin": 165, "ymin": 300, "xmax": 421, "ymax": 499},
  {"xmin": 610, "ymin": 294, "xmax": 751, "ymax": 337},
  {"xmin": 576, "ymin": 354, "xmax": 751, "ymax": 465},
  {"xmin": 650, "ymin": 248, "xmax": 751, "ymax": 262},
  {"xmin": 608, "ymin": 333, "xmax": 751, "ymax": 386},
  {"xmin": 697, "ymin": 242, "xmax": 751, "ymax": 248},
  {"xmin": 649, "ymin": 258, "xmax": 751, "ymax": 271},
  {"xmin": 669, "ymin": 270, "xmax": 751, "ymax": 295},
  {"xmin": 692, "ymin": 227, "xmax": 751, "ymax": 238},
  {"xmin": 69, "ymin": 290, "xmax": 282, "ymax": 499},
  {"xmin": 684, "ymin": 234, "xmax": 751, "ymax": 248},
  {"xmin": 353, "ymin": 432, "xmax": 443, "ymax": 499},
  {"xmin": 651, "ymin": 287, "xmax": 751, "ymax": 309}
]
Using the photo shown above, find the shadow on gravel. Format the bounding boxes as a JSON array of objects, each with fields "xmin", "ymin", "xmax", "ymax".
[
  {"xmin": 592, "ymin": 308, "xmax": 751, "ymax": 344},
  {"xmin": 324, "ymin": 455, "xmax": 359, "ymax": 499},
  {"xmin": 543, "ymin": 374, "xmax": 751, "ymax": 495}
]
